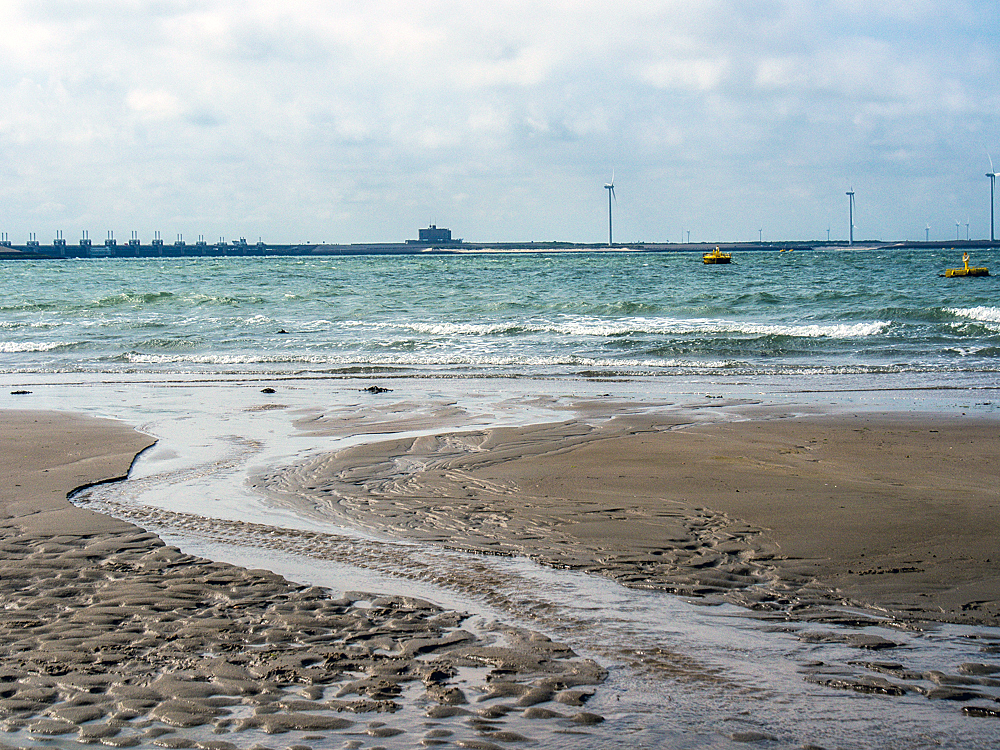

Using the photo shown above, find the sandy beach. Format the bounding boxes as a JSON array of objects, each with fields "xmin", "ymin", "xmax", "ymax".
[
  {"xmin": 5, "ymin": 403, "xmax": 1000, "ymax": 748},
  {"xmin": 266, "ymin": 409, "xmax": 1000, "ymax": 628},
  {"xmin": 0, "ymin": 410, "xmax": 607, "ymax": 749}
]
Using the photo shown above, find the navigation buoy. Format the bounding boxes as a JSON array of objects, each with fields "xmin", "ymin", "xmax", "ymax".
[
  {"xmin": 703, "ymin": 246, "xmax": 732, "ymax": 264},
  {"xmin": 944, "ymin": 252, "xmax": 989, "ymax": 278}
]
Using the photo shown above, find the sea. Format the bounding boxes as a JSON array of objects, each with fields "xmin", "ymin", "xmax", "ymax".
[
  {"xmin": 2, "ymin": 247, "xmax": 999, "ymax": 384},
  {"xmin": 2, "ymin": 246, "xmax": 1000, "ymax": 749}
]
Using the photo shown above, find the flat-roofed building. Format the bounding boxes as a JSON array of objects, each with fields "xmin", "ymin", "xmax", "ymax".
[{"xmin": 418, "ymin": 225, "xmax": 452, "ymax": 243}]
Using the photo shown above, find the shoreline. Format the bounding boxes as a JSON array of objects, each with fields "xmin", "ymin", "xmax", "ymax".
[
  {"xmin": 262, "ymin": 409, "xmax": 1000, "ymax": 628},
  {"xmin": 0, "ymin": 410, "xmax": 607, "ymax": 749}
]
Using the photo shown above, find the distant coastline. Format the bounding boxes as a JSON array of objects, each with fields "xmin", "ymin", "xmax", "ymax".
[{"xmin": 2, "ymin": 238, "xmax": 998, "ymax": 260}]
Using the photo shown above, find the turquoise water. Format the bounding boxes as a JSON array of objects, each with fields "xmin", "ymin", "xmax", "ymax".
[{"xmin": 2, "ymin": 248, "xmax": 998, "ymax": 380}]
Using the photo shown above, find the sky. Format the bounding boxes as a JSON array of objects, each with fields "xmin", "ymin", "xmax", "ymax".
[{"xmin": 1, "ymin": 0, "xmax": 998, "ymax": 245}]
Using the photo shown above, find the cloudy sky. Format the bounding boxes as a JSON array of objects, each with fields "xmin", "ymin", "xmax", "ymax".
[{"xmin": 1, "ymin": 0, "xmax": 998, "ymax": 245}]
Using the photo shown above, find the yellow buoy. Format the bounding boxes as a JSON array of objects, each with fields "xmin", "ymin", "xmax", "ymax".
[
  {"xmin": 944, "ymin": 252, "xmax": 989, "ymax": 277},
  {"xmin": 703, "ymin": 246, "xmax": 732, "ymax": 264}
]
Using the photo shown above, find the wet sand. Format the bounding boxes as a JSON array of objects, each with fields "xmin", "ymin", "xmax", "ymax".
[
  {"xmin": 6, "ymin": 404, "xmax": 1000, "ymax": 748},
  {"xmin": 265, "ymin": 409, "xmax": 1000, "ymax": 628},
  {"xmin": 0, "ymin": 411, "xmax": 606, "ymax": 748}
]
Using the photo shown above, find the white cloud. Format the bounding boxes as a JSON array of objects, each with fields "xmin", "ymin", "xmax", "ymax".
[
  {"xmin": 0, "ymin": 0, "xmax": 996, "ymax": 243},
  {"xmin": 126, "ymin": 89, "xmax": 183, "ymax": 120},
  {"xmin": 641, "ymin": 58, "xmax": 731, "ymax": 92}
]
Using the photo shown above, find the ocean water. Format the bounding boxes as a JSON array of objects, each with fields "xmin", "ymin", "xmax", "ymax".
[
  {"xmin": 1, "ymin": 246, "xmax": 998, "ymax": 384},
  {"xmin": 3, "ymin": 247, "xmax": 1000, "ymax": 749}
]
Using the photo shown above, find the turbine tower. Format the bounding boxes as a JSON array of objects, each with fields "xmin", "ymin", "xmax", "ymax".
[
  {"xmin": 846, "ymin": 189, "xmax": 855, "ymax": 245},
  {"xmin": 604, "ymin": 173, "xmax": 615, "ymax": 246},
  {"xmin": 988, "ymin": 154, "xmax": 998, "ymax": 242}
]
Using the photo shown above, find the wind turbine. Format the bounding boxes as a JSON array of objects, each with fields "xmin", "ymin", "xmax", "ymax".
[
  {"xmin": 956, "ymin": 221, "xmax": 960, "ymax": 241},
  {"xmin": 846, "ymin": 189, "xmax": 855, "ymax": 245},
  {"xmin": 604, "ymin": 173, "xmax": 615, "ymax": 246},
  {"xmin": 925, "ymin": 224, "xmax": 930, "ymax": 243},
  {"xmin": 988, "ymin": 153, "xmax": 998, "ymax": 242}
]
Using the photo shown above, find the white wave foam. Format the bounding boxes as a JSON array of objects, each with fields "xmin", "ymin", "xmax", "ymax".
[
  {"xmin": 236, "ymin": 315, "xmax": 276, "ymax": 327},
  {"xmin": 366, "ymin": 316, "xmax": 889, "ymax": 339},
  {"xmin": 122, "ymin": 352, "xmax": 334, "ymax": 366},
  {"xmin": 0, "ymin": 321, "xmax": 62, "ymax": 331},
  {"xmin": 948, "ymin": 306, "xmax": 1000, "ymax": 324},
  {"xmin": 405, "ymin": 321, "xmax": 523, "ymax": 336},
  {"xmin": 0, "ymin": 341, "xmax": 66, "ymax": 353},
  {"xmin": 119, "ymin": 350, "xmax": 724, "ymax": 370},
  {"xmin": 728, "ymin": 321, "xmax": 890, "ymax": 338}
]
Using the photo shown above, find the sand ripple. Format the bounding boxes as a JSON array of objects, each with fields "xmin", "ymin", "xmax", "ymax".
[{"xmin": 0, "ymin": 525, "xmax": 606, "ymax": 749}]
